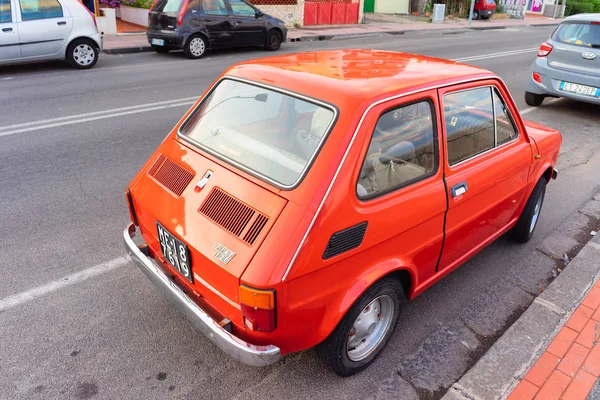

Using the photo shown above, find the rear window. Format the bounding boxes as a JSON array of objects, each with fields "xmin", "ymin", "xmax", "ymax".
[
  {"xmin": 552, "ymin": 22, "xmax": 600, "ymax": 48},
  {"xmin": 152, "ymin": 0, "xmax": 182, "ymax": 12},
  {"xmin": 179, "ymin": 79, "xmax": 336, "ymax": 188}
]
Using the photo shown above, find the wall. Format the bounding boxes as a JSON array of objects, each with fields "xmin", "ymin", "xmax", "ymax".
[{"xmin": 257, "ymin": 0, "xmax": 305, "ymax": 27}]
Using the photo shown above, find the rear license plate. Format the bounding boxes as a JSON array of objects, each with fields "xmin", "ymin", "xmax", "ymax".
[
  {"xmin": 151, "ymin": 38, "xmax": 165, "ymax": 46},
  {"xmin": 156, "ymin": 222, "xmax": 193, "ymax": 283},
  {"xmin": 559, "ymin": 81, "xmax": 600, "ymax": 97}
]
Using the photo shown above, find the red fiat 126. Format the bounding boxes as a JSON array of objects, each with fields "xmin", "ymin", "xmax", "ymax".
[{"xmin": 123, "ymin": 50, "xmax": 561, "ymax": 376}]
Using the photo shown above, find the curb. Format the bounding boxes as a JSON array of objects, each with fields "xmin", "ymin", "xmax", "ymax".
[
  {"xmin": 442, "ymin": 194, "xmax": 600, "ymax": 400},
  {"xmin": 102, "ymin": 21, "xmax": 560, "ymax": 53}
]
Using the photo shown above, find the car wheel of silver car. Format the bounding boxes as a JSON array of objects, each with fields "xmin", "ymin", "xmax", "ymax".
[
  {"xmin": 316, "ymin": 277, "xmax": 405, "ymax": 376},
  {"xmin": 525, "ymin": 91, "xmax": 545, "ymax": 107},
  {"xmin": 66, "ymin": 39, "xmax": 98, "ymax": 70},
  {"xmin": 184, "ymin": 35, "xmax": 207, "ymax": 59},
  {"xmin": 511, "ymin": 177, "xmax": 547, "ymax": 243},
  {"xmin": 264, "ymin": 29, "xmax": 282, "ymax": 51}
]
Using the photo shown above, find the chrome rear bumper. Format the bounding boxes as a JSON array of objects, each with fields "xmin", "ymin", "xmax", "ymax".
[{"xmin": 123, "ymin": 223, "xmax": 281, "ymax": 367}]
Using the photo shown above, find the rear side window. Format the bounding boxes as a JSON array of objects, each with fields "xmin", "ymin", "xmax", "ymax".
[
  {"xmin": 444, "ymin": 86, "xmax": 518, "ymax": 166},
  {"xmin": 357, "ymin": 100, "xmax": 437, "ymax": 199},
  {"xmin": 552, "ymin": 22, "xmax": 600, "ymax": 48},
  {"xmin": 201, "ymin": 0, "xmax": 227, "ymax": 15},
  {"xmin": 0, "ymin": 0, "xmax": 11, "ymax": 22},
  {"xmin": 19, "ymin": 0, "xmax": 62, "ymax": 20},
  {"xmin": 229, "ymin": 0, "xmax": 255, "ymax": 16},
  {"xmin": 152, "ymin": 0, "xmax": 183, "ymax": 12}
]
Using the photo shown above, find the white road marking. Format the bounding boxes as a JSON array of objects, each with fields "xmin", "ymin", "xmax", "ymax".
[
  {"xmin": 520, "ymin": 98, "xmax": 561, "ymax": 115},
  {"xmin": 0, "ymin": 256, "xmax": 130, "ymax": 313},
  {"xmin": 452, "ymin": 47, "xmax": 538, "ymax": 62}
]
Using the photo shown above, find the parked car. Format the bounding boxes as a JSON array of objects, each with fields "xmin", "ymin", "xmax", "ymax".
[
  {"xmin": 472, "ymin": 0, "xmax": 496, "ymax": 20},
  {"xmin": 0, "ymin": 0, "xmax": 102, "ymax": 69},
  {"xmin": 147, "ymin": 0, "xmax": 287, "ymax": 59},
  {"xmin": 525, "ymin": 13, "xmax": 600, "ymax": 106},
  {"xmin": 123, "ymin": 50, "xmax": 562, "ymax": 376}
]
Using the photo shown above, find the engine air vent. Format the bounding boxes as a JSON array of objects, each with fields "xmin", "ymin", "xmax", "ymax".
[
  {"xmin": 243, "ymin": 214, "xmax": 269, "ymax": 245},
  {"xmin": 148, "ymin": 155, "xmax": 195, "ymax": 197},
  {"xmin": 323, "ymin": 222, "xmax": 368, "ymax": 260}
]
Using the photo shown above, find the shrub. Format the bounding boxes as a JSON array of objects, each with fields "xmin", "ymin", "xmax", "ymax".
[
  {"xmin": 121, "ymin": 0, "xmax": 156, "ymax": 8},
  {"xmin": 565, "ymin": 0, "xmax": 600, "ymax": 15},
  {"xmin": 100, "ymin": 0, "xmax": 120, "ymax": 7}
]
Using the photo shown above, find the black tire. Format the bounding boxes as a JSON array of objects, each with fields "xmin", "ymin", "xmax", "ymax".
[
  {"xmin": 184, "ymin": 34, "xmax": 207, "ymax": 59},
  {"xmin": 66, "ymin": 38, "xmax": 99, "ymax": 69},
  {"xmin": 264, "ymin": 29, "xmax": 282, "ymax": 51},
  {"xmin": 472, "ymin": 10, "xmax": 479, "ymax": 19},
  {"xmin": 316, "ymin": 277, "xmax": 405, "ymax": 376},
  {"xmin": 510, "ymin": 178, "xmax": 547, "ymax": 243},
  {"xmin": 152, "ymin": 45, "xmax": 170, "ymax": 54},
  {"xmin": 525, "ymin": 91, "xmax": 545, "ymax": 107}
]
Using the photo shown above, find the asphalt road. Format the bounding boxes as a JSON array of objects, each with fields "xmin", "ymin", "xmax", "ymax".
[{"xmin": 1, "ymin": 26, "xmax": 600, "ymax": 400}]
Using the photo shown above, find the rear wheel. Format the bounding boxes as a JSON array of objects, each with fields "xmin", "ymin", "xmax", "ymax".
[
  {"xmin": 66, "ymin": 38, "xmax": 98, "ymax": 69},
  {"xmin": 264, "ymin": 29, "xmax": 282, "ymax": 51},
  {"xmin": 152, "ymin": 45, "xmax": 170, "ymax": 54},
  {"xmin": 525, "ymin": 91, "xmax": 545, "ymax": 106},
  {"xmin": 472, "ymin": 10, "xmax": 479, "ymax": 19},
  {"xmin": 184, "ymin": 34, "xmax": 207, "ymax": 59},
  {"xmin": 316, "ymin": 277, "xmax": 405, "ymax": 376},
  {"xmin": 510, "ymin": 178, "xmax": 547, "ymax": 243}
]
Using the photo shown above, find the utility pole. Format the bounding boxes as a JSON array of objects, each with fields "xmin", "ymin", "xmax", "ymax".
[
  {"xmin": 468, "ymin": 0, "xmax": 475, "ymax": 25},
  {"xmin": 552, "ymin": 0, "xmax": 559, "ymax": 18}
]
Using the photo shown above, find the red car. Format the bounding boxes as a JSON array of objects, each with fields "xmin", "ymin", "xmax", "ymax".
[
  {"xmin": 473, "ymin": 0, "xmax": 496, "ymax": 20},
  {"xmin": 123, "ymin": 50, "xmax": 561, "ymax": 376}
]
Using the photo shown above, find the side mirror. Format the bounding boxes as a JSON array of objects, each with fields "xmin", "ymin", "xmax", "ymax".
[{"xmin": 255, "ymin": 11, "xmax": 263, "ymax": 18}]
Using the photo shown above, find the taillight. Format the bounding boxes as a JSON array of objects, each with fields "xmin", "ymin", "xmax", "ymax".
[
  {"xmin": 537, "ymin": 42, "xmax": 553, "ymax": 57},
  {"xmin": 125, "ymin": 189, "xmax": 139, "ymax": 226},
  {"xmin": 84, "ymin": 6, "xmax": 97, "ymax": 29},
  {"xmin": 177, "ymin": 0, "xmax": 190, "ymax": 26},
  {"xmin": 239, "ymin": 285, "xmax": 276, "ymax": 332}
]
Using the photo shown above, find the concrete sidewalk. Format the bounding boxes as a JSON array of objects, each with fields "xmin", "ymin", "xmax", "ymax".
[
  {"xmin": 443, "ymin": 191, "xmax": 600, "ymax": 400},
  {"xmin": 102, "ymin": 16, "xmax": 560, "ymax": 54}
]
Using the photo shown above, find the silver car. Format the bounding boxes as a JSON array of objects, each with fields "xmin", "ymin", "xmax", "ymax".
[
  {"xmin": 0, "ymin": 0, "xmax": 102, "ymax": 69},
  {"xmin": 525, "ymin": 13, "xmax": 600, "ymax": 106}
]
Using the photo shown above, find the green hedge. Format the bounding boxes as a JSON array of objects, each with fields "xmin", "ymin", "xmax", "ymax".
[{"xmin": 565, "ymin": 0, "xmax": 600, "ymax": 15}]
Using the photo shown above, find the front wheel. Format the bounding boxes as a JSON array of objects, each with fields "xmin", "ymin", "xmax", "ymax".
[
  {"xmin": 525, "ymin": 91, "xmax": 545, "ymax": 107},
  {"xmin": 264, "ymin": 29, "xmax": 282, "ymax": 51},
  {"xmin": 184, "ymin": 34, "xmax": 207, "ymax": 59},
  {"xmin": 66, "ymin": 39, "xmax": 98, "ymax": 69},
  {"xmin": 510, "ymin": 178, "xmax": 547, "ymax": 243},
  {"xmin": 316, "ymin": 277, "xmax": 405, "ymax": 376},
  {"xmin": 472, "ymin": 10, "xmax": 480, "ymax": 19}
]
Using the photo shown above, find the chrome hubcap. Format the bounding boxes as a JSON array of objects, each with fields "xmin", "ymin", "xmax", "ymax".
[
  {"xmin": 347, "ymin": 295, "xmax": 394, "ymax": 362},
  {"xmin": 73, "ymin": 44, "xmax": 95, "ymax": 66},
  {"xmin": 530, "ymin": 192, "xmax": 543, "ymax": 233},
  {"xmin": 190, "ymin": 38, "xmax": 205, "ymax": 57}
]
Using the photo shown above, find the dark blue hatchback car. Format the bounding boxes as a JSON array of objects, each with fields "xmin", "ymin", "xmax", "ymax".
[{"xmin": 147, "ymin": 0, "xmax": 287, "ymax": 59}]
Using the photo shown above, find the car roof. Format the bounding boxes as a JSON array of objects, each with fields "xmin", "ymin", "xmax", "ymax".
[
  {"xmin": 224, "ymin": 50, "xmax": 495, "ymax": 106},
  {"xmin": 564, "ymin": 13, "xmax": 600, "ymax": 22}
]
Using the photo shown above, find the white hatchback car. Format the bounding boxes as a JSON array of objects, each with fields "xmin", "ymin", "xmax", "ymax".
[{"xmin": 0, "ymin": 0, "xmax": 102, "ymax": 69}]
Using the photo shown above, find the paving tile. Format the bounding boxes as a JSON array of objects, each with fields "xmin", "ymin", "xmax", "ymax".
[
  {"xmin": 558, "ymin": 343, "xmax": 592, "ymax": 377},
  {"xmin": 592, "ymin": 306, "xmax": 600, "ymax": 322},
  {"xmin": 525, "ymin": 352, "xmax": 561, "ymax": 387},
  {"xmin": 575, "ymin": 320, "xmax": 600, "ymax": 349},
  {"xmin": 548, "ymin": 327, "xmax": 580, "ymax": 358},
  {"xmin": 583, "ymin": 344, "xmax": 600, "ymax": 377},
  {"xmin": 508, "ymin": 380, "xmax": 539, "ymax": 400},
  {"xmin": 535, "ymin": 370, "xmax": 571, "ymax": 400},
  {"xmin": 582, "ymin": 287, "xmax": 600, "ymax": 310},
  {"xmin": 560, "ymin": 369, "xmax": 597, "ymax": 400},
  {"xmin": 566, "ymin": 306, "xmax": 595, "ymax": 332}
]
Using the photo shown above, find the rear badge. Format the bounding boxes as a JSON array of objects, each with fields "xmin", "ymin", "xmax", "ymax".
[
  {"xmin": 214, "ymin": 243, "xmax": 235, "ymax": 265},
  {"xmin": 582, "ymin": 52, "xmax": 597, "ymax": 60}
]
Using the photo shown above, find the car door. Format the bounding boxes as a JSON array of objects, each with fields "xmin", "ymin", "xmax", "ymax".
[
  {"xmin": 17, "ymin": 0, "xmax": 72, "ymax": 58},
  {"xmin": 227, "ymin": 0, "xmax": 264, "ymax": 46},
  {"xmin": 0, "ymin": 0, "xmax": 21, "ymax": 61},
  {"xmin": 353, "ymin": 91, "xmax": 447, "ymax": 283},
  {"xmin": 437, "ymin": 81, "xmax": 532, "ymax": 275},
  {"xmin": 200, "ymin": 0, "xmax": 234, "ymax": 47}
]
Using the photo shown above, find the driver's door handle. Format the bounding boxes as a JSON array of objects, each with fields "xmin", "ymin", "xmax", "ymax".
[
  {"xmin": 57, "ymin": 21, "xmax": 67, "ymax": 25},
  {"xmin": 451, "ymin": 182, "xmax": 468, "ymax": 198},
  {"xmin": 2, "ymin": 27, "xmax": 12, "ymax": 32}
]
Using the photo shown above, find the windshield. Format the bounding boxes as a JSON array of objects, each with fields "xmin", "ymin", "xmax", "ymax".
[
  {"xmin": 179, "ymin": 79, "xmax": 336, "ymax": 188},
  {"xmin": 552, "ymin": 22, "xmax": 600, "ymax": 48}
]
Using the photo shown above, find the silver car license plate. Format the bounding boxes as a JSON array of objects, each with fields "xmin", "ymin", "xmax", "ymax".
[
  {"xmin": 560, "ymin": 81, "xmax": 600, "ymax": 97},
  {"xmin": 151, "ymin": 38, "xmax": 165, "ymax": 46}
]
